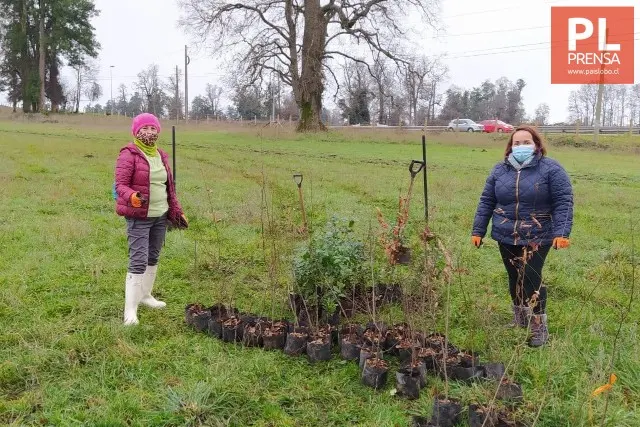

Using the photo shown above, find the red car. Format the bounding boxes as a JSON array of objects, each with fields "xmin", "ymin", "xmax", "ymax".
[{"xmin": 480, "ymin": 120, "xmax": 514, "ymax": 133}]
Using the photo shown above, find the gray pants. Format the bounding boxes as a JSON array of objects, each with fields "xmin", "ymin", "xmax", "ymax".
[{"xmin": 125, "ymin": 213, "xmax": 168, "ymax": 274}]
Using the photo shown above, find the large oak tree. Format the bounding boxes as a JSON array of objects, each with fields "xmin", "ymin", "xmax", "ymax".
[{"xmin": 179, "ymin": 0, "xmax": 438, "ymax": 132}]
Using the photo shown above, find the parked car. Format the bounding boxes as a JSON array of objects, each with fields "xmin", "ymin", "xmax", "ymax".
[
  {"xmin": 480, "ymin": 119, "xmax": 514, "ymax": 133},
  {"xmin": 447, "ymin": 119, "xmax": 485, "ymax": 132}
]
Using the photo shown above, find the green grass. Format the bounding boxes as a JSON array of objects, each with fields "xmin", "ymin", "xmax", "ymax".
[{"xmin": 0, "ymin": 118, "xmax": 638, "ymax": 426}]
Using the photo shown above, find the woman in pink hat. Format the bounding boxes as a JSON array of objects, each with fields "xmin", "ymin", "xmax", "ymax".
[{"xmin": 114, "ymin": 113, "xmax": 188, "ymax": 325}]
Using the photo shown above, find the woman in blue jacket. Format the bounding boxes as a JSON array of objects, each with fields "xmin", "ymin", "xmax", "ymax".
[{"xmin": 472, "ymin": 125, "xmax": 573, "ymax": 347}]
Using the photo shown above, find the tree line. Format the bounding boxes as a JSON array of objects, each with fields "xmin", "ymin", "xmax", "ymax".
[{"xmin": 568, "ymin": 84, "xmax": 640, "ymax": 127}]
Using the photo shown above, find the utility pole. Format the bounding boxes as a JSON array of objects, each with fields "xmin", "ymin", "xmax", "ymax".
[
  {"xmin": 184, "ymin": 45, "xmax": 190, "ymax": 124},
  {"xmin": 271, "ymin": 57, "xmax": 276, "ymax": 123},
  {"xmin": 175, "ymin": 65, "xmax": 180, "ymax": 124},
  {"xmin": 110, "ymin": 65, "xmax": 115, "ymax": 115},
  {"xmin": 593, "ymin": 29, "xmax": 608, "ymax": 144}
]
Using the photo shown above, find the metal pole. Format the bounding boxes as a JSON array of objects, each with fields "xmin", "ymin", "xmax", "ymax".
[
  {"xmin": 172, "ymin": 126, "xmax": 176, "ymax": 185},
  {"xmin": 272, "ymin": 57, "xmax": 276, "ymax": 123},
  {"xmin": 185, "ymin": 45, "xmax": 190, "ymax": 124},
  {"xmin": 110, "ymin": 65, "xmax": 114, "ymax": 115},
  {"xmin": 422, "ymin": 134, "xmax": 428, "ymax": 222}
]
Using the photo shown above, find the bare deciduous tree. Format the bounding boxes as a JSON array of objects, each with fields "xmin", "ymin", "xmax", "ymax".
[
  {"xmin": 178, "ymin": 0, "xmax": 439, "ymax": 132},
  {"xmin": 534, "ymin": 103, "xmax": 550, "ymax": 125},
  {"xmin": 205, "ymin": 83, "xmax": 223, "ymax": 116},
  {"xmin": 71, "ymin": 58, "xmax": 99, "ymax": 113},
  {"xmin": 136, "ymin": 64, "xmax": 166, "ymax": 117},
  {"xmin": 165, "ymin": 68, "xmax": 184, "ymax": 120},
  {"xmin": 404, "ymin": 56, "xmax": 446, "ymax": 126}
]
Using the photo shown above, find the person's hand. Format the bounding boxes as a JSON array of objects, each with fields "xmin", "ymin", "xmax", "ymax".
[
  {"xmin": 177, "ymin": 213, "xmax": 188, "ymax": 229},
  {"xmin": 130, "ymin": 192, "xmax": 147, "ymax": 208},
  {"xmin": 553, "ymin": 237, "xmax": 570, "ymax": 249},
  {"xmin": 471, "ymin": 236, "xmax": 483, "ymax": 248}
]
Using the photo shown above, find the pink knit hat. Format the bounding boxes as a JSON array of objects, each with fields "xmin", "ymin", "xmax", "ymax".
[{"xmin": 131, "ymin": 113, "xmax": 161, "ymax": 136}]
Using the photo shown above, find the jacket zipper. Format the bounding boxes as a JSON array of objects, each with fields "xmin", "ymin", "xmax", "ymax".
[{"xmin": 513, "ymin": 170, "xmax": 521, "ymax": 245}]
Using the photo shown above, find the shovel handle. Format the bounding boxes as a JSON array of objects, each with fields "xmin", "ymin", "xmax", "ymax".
[
  {"xmin": 293, "ymin": 174, "xmax": 303, "ymax": 188},
  {"xmin": 409, "ymin": 160, "xmax": 425, "ymax": 178}
]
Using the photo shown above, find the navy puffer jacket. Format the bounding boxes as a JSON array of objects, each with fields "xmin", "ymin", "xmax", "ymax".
[{"xmin": 472, "ymin": 154, "xmax": 574, "ymax": 246}]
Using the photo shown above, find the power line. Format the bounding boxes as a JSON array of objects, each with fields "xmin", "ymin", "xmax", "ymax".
[
  {"xmin": 443, "ymin": 31, "xmax": 640, "ymax": 56},
  {"xmin": 435, "ymin": 17, "xmax": 639, "ymax": 38},
  {"xmin": 446, "ymin": 36, "xmax": 640, "ymax": 59},
  {"xmin": 442, "ymin": 0, "xmax": 568, "ymax": 19}
]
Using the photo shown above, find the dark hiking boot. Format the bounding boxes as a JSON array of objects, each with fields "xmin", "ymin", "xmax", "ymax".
[
  {"xmin": 528, "ymin": 314, "xmax": 549, "ymax": 347},
  {"xmin": 507, "ymin": 305, "xmax": 532, "ymax": 328}
]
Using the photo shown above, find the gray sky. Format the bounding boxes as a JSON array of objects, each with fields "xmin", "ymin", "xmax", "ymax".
[{"xmin": 77, "ymin": 0, "xmax": 639, "ymax": 122}]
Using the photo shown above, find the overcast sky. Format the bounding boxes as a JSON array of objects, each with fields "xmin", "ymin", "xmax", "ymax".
[{"xmin": 34, "ymin": 0, "xmax": 640, "ymax": 122}]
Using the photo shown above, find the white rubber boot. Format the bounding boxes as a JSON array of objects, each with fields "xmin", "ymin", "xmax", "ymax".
[
  {"xmin": 124, "ymin": 272, "xmax": 144, "ymax": 325},
  {"xmin": 140, "ymin": 265, "xmax": 166, "ymax": 309}
]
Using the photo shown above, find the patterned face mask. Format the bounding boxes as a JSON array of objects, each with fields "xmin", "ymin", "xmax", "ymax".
[{"xmin": 136, "ymin": 127, "xmax": 159, "ymax": 146}]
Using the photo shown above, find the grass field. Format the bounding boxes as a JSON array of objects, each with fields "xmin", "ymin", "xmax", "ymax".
[{"xmin": 1, "ymin": 114, "xmax": 639, "ymax": 426}]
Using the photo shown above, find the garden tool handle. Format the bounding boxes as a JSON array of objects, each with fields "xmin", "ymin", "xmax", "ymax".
[
  {"xmin": 409, "ymin": 160, "xmax": 425, "ymax": 178},
  {"xmin": 293, "ymin": 174, "xmax": 303, "ymax": 189}
]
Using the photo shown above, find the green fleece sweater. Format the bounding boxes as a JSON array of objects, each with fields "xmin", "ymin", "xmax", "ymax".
[{"xmin": 143, "ymin": 152, "xmax": 169, "ymax": 218}]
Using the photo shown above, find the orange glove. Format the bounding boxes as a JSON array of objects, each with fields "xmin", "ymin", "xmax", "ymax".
[
  {"xmin": 553, "ymin": 237, "xmax": 570, "ymax": 249},
  {"xmin": 130, "ymin": 192, "xmax": 147, "ymax": 208},
  {"xmin": 471, "ymin": 236, "xmax": 483, "ymax": 248}
]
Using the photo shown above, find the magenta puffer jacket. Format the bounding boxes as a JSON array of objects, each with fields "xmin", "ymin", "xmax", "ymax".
[{"xmin": 114, "ymin": 143, "xmax": 183, "ymax": 222}]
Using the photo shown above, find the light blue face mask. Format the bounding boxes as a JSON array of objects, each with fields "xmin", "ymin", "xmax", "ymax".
[{"xmin": 511, "ymin": 145, "xmax": 535, "ymax": 163}]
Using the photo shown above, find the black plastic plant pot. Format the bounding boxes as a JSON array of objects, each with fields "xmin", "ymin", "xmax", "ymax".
[
  {"xmin": 402, "ymin": 360, "xmax": 427, "ymax": 388},
  {"xmin": 207, "ymin": 316, "xmax": 224, "ymax": 338},
  {"xmin": 262, "ymin": 322, "xmax": 287, "ymax": 350},
  {"xmin": 431, "ymin": 397, "xmax": 462, "ymax": 427},
  {"xmin": 363, "ymin": 322, "xmax": 388, "ymax": 347},
  {"xmin": 307, "ymin": 338, "xmax": 332, "ymax": 363},
  {"xmin": 185, "ymin": 303, "xmax": 206, "ymax": 326},
  {"xmin": 396, "ymin": 341, "xmax": 416, "ymax": 364},
  {"xmin": 384, "ymin": 322, "xmax": 410, "ymax": 352},
  {"xmin": 450, "ymin": 365, "xmax": 484, "ymax": 383},
  {"xmin": 221, "ymin": 317, "xmax": 244, "ymax": 342},
  {"xmin": 417, "ymin": 347, "xmax": 438, "ymax": 372},
  {"xmin": 208, "ymin": 303, "xmax": 232, "ymax": 319},
  {"xmin": 207, "ymin": 305, "xmax": 238, "ymax": 338},
  {"xmin": 359, "ymin": 347, "xmax": 383, "ymax": 370},
  {"xmin": 284, "ymin": 330, "xmax": 309, "ymax": 356},
  {"xmin": 242, "ymin": 321, "xmax": 264, "ymax": 347},
  {"xmin": 395, "ymin": 368, "xmax": 421, "ymax": 400},
  {"xmin": 384, "ymin": 335, "xmax": 400, "ymax": 355},
  {"xmin": 340, "ymin": 336, "xmax": 362, "ymax": 361},
  {"xmin": 361, "ymin": 357, "xmax": 388, "ymax": 390},
  {"xmin": 496, "ymin": 380, "xmax": 524, "ymax": 402},
  {"xmin": 458, "ymin": 350, "xmax": 480, "ymax": 368},
  {"xmin": 425, "ymin": 333, "xmax": 459, "ymax": 355},
  {"xmin": 481, "ymin": 362, "xmax": 506, "ymax": 381},
  {"xmin": 436, "ymin": 355, "xmax": 461, "ymax": 380},
  {"xmin": 192, "ymin": 311, "xmax": 212, "ymax": 333},
  {"xmin": 340, "ymin": 323, "xmax": 364, "ymax": 338},
  {"xmin": 263, "ymin": 331, "xmax": 286, "ymax": 350},
  {"xmin": 468, "ymin": 404, "xmax": 498, "ymax": 427}
]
